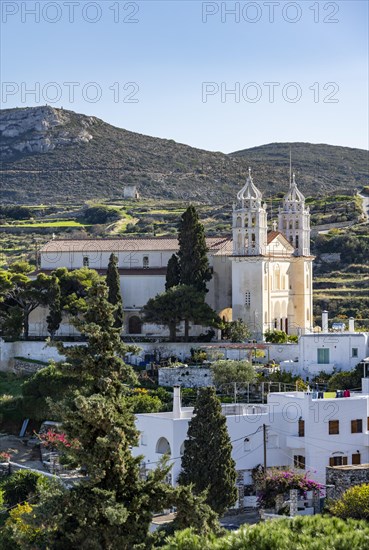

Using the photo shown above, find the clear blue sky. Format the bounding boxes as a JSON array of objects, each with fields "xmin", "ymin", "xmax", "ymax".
[{"xmin": 1, "ymin": 0, "xmax": 368, "ymax": 152}]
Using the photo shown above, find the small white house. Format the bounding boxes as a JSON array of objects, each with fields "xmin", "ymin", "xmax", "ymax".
[
  {"xmin": 123, "ymin": 185, "xmax": 139, "ymax": 199},
  {"xmin": 281, "ymin": 313, "xmax": 369, "ymax": 379},
  {"xmin": 133, "ymin": 378, "xmax": 369, "ymax": 502}
]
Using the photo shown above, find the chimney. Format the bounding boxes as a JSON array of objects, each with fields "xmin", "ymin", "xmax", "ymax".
[
  {"xmin": 322, "ymin": 311, "xmax": 328, "ymax": 332},
  {"xmin": 349, "ymin": 317, "xmax": 355, "ymax": 332},
  {"xmin": 173, "ymin": 386, "xmax": 182, "ymax": 419}
]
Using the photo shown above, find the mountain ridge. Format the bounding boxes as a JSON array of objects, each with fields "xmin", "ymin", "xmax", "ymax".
[{"xmin": 1, "ymin": 106, "xmax": 368, "ymax": 204}]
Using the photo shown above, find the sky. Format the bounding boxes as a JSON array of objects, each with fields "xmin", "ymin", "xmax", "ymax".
[{"xmin": 1, "ymin": 0, "xmax": 368, "ymax": 153}]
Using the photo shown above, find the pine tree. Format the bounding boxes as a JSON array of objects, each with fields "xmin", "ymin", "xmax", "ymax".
[
  {"xmin": 165, "ymin": 254, "xmax": 180, "ymax": 290},
  {"xmin": 178, "ymin": 206, "xmax": 211, "ymax": 292},
  {"xmin": 142, "ymin": 285, "xmax": 220, "ymax": 342},
  {"xmin": 106, "ymin": 253, "xmax": 124, "ymax": 329},
  {"xmin": 38, "ymin": 283, "xmax": 171, "ymax": 549},
  {"xmin": 178, "ymin": 387, "xmax": 237, "ymax": 515},
  {"xmin": 46, "ymin": 275, "xmax": 62, "ymax": 339}
]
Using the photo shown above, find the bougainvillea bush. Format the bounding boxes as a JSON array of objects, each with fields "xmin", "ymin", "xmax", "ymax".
[
  {"xmin": 37, "ymin": 429, "xmax": 79, "ymax": 451},
  {"xmin": 257, "ymin": 469, "xmax": 323, "ymax": 509}
]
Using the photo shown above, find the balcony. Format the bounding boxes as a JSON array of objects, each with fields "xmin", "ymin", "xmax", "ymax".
[{"xmin": 286, "ymin": 435, "xmax": 305, "ymax": 449}]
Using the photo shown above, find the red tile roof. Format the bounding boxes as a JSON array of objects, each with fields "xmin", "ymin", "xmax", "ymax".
[{"xmin": 40, "ymin": 237, "xmax": 232, "ymax": 254}]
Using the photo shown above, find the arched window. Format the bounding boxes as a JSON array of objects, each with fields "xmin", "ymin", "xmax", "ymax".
[
  {"xmin": 143, "ymin": 256, "xmax": 149, "ymax": 269},
  {"xmin": 275, "ymin": 265, "xmax": 281, "ymax": 290},
  {"xmin": 83, "ymin": 256, "xmax": 89, "ymax": 267},
  {"xmin": 289, "ymin": 221, "xmax": 293, "ymax": 230},
  {"xmin": 156, "ymin": 437, "xmax": 171, "ymax": 455},
  {"xmin": 295, "ymin": 220, "xmax": 299, "ymax": 229},
  {"xmin": 251, "ymin": 216, "xmax": 255, "ymax": 227},
  {"xmin": 237, "ymin": 233, "xmax": 242, "ymax": 250},
  {"xmin": 236, "ymin": 216, "xmax": 242, "ymax": 228},
  {"xmin": 129, "ymin": 316, "xmax": 142, "ymax": 334},
  {"xmin": 295, "ymin": 236, "xmax": 299, "ymax": 249}
]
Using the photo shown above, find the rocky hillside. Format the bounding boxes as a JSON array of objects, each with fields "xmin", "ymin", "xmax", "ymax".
[{"xmin": 1, "ymin": 106, "xmax": 368, "ymax": 204}]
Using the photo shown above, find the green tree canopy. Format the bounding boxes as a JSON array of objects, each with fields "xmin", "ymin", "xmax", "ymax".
[
  {"xmin": 211, "ymin": 360, "xmax": 256, "ymax": 392},
  {"xmin": 142, "ymin": 285, "xmax": 220, "ymax": 341},
  {"xmin": 46, "ymin": 275, "xmax": 62, "ymax": 339},
  {"xmin": 178, "ymin": 386, "xmax": 237, "ymax": 515},
  {"xmin": 222, "ymin": 319, "xmax": 251, "ymax": 342},
  {"xmin": 165, "ymin": 254, "xmax": 180, "ymax": 290},
  {"xmin": 178, "ymin": 206, "xmax": 211, "ymax": 293},
  {"xmin": 0, "ymin": 269, "xmax": 51, "ymax": 338},
  {"xmin": 106, "ymin": 253, "xmax": 124, "ymax": 329},
  {"xmin": 29, "ymin": 282, "xmax": 171, "ymax": 549}
]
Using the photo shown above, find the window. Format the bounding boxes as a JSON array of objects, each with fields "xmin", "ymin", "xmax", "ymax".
[
  {"xmin": 295, "ymin": 236, "xmax": 299, "ymax": 249},
  {"xmin": 329, "ymin": 420, "xmax": 339, "ymax": 435},
  {"xmin": 83, "ymin": 256, "xmax": 89, "ymax": 267},
  {"xmin": 317, "ymin": 348, "xmax": 330, "ymax": 364},
  {"xmin": 274, "ymin": 265, "xmax": 281, "ymax": 290},
  {"xmin": 143, "ymin": 256, "xmax": 149, "ymax": 269},
  {"xmin": 294, "ymin": 455, "xmax": 305, "ymax": 469},
  {"xmin": 298, "ymin": 418, "xmax": 305, "ymax": 437},
  {"xmin": 245, "ymin": 291, "xmax": 251, "ymax": 307},
  {"xmin": 329, "ymin": 456, "xmax": 347, "ymax": 466},
  {"xmin": 244, "ymin": 438, "xmax": 251, "ymax": 452},
  {"xmin": 236, "ymin": 216, "xmax": 242, "ymax": 227},
  {"xmin": 351, "ymin": 419, "xmax": 363, "ymax": 433},
  {"xmin": 352, "ymin": 348, "xmax": 358, "ymax": 358},
  {"xmin": 156, "ymin": 437, "xmax": 171, "ymax": 455},
  {"xmin": 352, "ymin": 453, "xmax": 361, "ymax": 465}
]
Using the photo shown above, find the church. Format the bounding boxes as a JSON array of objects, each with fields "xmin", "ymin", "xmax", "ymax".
[{"xmin": 37, "ymin": 171, "xmax": 313, "ymax": 340}]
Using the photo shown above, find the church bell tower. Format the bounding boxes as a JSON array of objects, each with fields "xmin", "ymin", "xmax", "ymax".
[
  {"xmin": 278, "ymin": 173, "xmax": 311, "ymax": 256},
  {"xmin": 232, "ymin": 168, "xmax": 268, "ymax": 256}
]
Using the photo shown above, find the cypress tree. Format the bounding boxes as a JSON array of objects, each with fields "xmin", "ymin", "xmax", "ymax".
[
  {"xmin": 38, "ymin": 283, "xmax": 171, "ymax": 549},
  {"xmin": 106, "ymin": 253, "xmax": 124, "ymax": 329},
  {"xmin": 178, "ymin": 206, "xmax": 212, "ymax": 292},
  {"xmin": 165, "ymin": 254, "xmax": 180, "ymax": 290},
  {"xmin": 178, "ymin": 387, "xmax": 238, "ymax": 515}
]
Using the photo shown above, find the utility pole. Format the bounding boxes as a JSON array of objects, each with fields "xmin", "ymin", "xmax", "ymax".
[{"xmin": 263, "ymin": 423, "xmax": 268, "ymax": 488}]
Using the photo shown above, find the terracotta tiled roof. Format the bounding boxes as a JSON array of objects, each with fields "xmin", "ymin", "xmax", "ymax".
[
  {"xmin": 40, "ymin": 236, "xmax": 233, "ymax": 254},
  {"xmin": 267, "ymin": 230, "xmax": 282, "ymax": 244},
  {"xmin": 38, "ymin": 268, "xmax": 168, "ymax": 276}
]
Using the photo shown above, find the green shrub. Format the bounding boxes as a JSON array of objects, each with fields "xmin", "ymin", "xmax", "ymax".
[
  {"xmin": 161, "ymin": 516, "xmax": 369, "ymax": 549},
  {"xmin": 328, "ymin": 484, "xmax": 369, "ymax": 520},
  {"xmin": 0, "ymin": 470, "xmax": 49, "ymax": 507}
]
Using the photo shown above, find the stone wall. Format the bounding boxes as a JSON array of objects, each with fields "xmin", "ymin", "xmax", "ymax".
[
  {"xmin": 158, "ymin": 366, "xmax": 213, "ymax": 388},
  {"xmin": 12, "ymin": 358, "xmax": 48, "ymax": 375},
  {"xmin": 326, "ymin": 464, "xmax": 369, "ymax": 499}
]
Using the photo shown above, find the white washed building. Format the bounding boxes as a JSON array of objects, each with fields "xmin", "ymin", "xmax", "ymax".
[
  {"xmin": 133, "ymin": 376, "xmax": 369, "ymax": 497},
  {"xmin": 281, "ymin": 313, "xmax": 369, "ymax": 378},
  {"xmin": 35, "ymin": 171, "xmax": 313, "ymax": 339}
]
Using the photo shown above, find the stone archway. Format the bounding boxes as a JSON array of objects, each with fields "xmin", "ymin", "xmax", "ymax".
[{"xmin": 128, "ymin": 315, "xmax": 142, "ymax": 335}]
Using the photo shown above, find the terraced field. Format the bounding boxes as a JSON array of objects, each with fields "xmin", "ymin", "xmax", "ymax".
[{"xmin": 1, "ymin": 191, "xmax": 368, "ymax": 325}]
